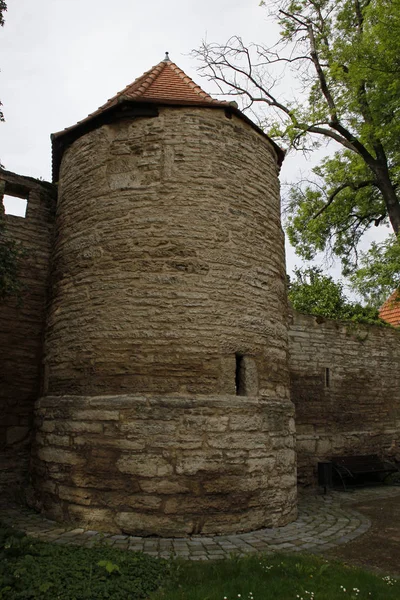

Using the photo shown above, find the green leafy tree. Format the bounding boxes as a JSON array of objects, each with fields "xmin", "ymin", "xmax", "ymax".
[
  {"xmin": 288, "ymin": 267, "xmax": 346, "ymax": 318},
  {"xmin": 194, "ymin": 0, "xmax": 400, "ymax": 280},
  {"xmin": 350, "ymin": 234, "xmax": 400, "ymax": 307},
  {"xmin": 288, "ymin": 266, "xmax": 386, "ymax": 324}
]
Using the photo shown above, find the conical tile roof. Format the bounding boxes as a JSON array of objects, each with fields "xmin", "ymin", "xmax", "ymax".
[
  {"xmin": 51, "ymin": 55, "xmax": 285, "ymax": 181},
  {"xmin": 53, "ymin": 57, "xmax": 226, "ymax": 141},
  {"xmin": 101, "ymin": 57, "xmax": 225, "ymax": 106}
]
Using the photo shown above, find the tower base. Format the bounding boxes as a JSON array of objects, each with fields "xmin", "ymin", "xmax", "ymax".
[{"xmin": 30, "ymin": 394, "xmax": 297, "ymax": 536}]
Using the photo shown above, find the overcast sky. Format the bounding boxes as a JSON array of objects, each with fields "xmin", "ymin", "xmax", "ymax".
[{"xmin": 0, "ymin": 0, "xmax": 390, "ymax": 279}]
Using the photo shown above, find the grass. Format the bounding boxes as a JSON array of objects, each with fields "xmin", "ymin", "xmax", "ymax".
[
  {"xmin": 1, "ymin": 521, "xmax": 399, "ymax": 600},
  {"xmin": 149, "ymin": 553, "xmax": 399, "ymax": 600}
]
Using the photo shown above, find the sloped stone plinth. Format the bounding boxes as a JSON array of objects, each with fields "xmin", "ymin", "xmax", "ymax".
[{"xmin": 30, "ymin": 394, "xmax": 297, "ymax": 536}]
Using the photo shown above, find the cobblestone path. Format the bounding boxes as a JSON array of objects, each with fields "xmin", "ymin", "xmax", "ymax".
[{"xmin": 3, "ymin": 488, "xmax": 398, "ymax": 561}]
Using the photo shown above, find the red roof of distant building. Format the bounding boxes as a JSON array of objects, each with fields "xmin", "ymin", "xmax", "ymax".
[{"xmin": 379, "ymin": 290, "xmax": 400, "ymax": 326}]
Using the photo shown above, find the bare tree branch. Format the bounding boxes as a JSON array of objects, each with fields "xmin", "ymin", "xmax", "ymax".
[{"xmin": 311, "ymin": 180, "xmax": 379, "ymax": 220}]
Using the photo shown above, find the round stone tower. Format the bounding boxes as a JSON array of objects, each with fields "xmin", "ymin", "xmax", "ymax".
[{"xmin": 31, "ymin": 56, "xmax": 297, "ymax": 536}]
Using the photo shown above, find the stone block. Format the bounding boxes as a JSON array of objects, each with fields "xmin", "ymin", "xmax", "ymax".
[
  {"xmin": 229, "ymin": 414, "xmax": 262, "ymax": 431},
  {"xmin": 175, "ymin": 453, "xmax": 223, "ymax": 475},
  {"xmin": 73, "ymin": 410, "xmax": 119, "ymax": 421},
  {"xmin": 207, "ymin": 432, "xmax": 267, "ymax": 450},
  {"xmin": 73, "ymin": 435, "xmax": 143, "ymax": 450},
  {"xmin": 67, "ymin": 505, "xmax": 118, "ymax": 532},
  {"xmin": 6, "ymin": 426, "xmax": 30, "ymax": 445},
  {"xmin": 116, "ymin": 511, "xmax": 194, "ymax": 537},
  {"xmin": 139, "ymin": 478, "xmax": 191, "ymax": 495},
  {"xmin": 94, "ymin": 491, "xmax": 163, "ymax": 511},
  {"xmin": 117, "ymin": 454, "xmax": 173, "ymax": 477},
  {"xmin": 316, "ymin": 437, "xmax": 333, "ymax": 455},
  {"xmin": 59, "ymin": 485, "xmax": 92, "ymax": 506},
  {"xmin": 37, "ymin": 447, "xmax": 85, "ymax": 466},
  {"xmin": 120, "ymin": 420, "xmax": 177, "ymax": 436},
  {"xmin": 247, "ymin": 457, "xmax": 276, "ymax": 473},
  {"xmin": 57, "ymin": 420, "xmax": 103, "ymax": 434}
]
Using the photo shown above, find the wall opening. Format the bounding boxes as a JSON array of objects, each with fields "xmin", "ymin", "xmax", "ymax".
[
  {"xmin": 325, "ymin": 367, "xmax": 330, "ymax": 388},
  {"xmin": 2, "ymin": 194, "xmax": 28, "ymax": 218},
  {"xmin": 235, "ymin": 353, "xmax": 246, "ymax": 396}
]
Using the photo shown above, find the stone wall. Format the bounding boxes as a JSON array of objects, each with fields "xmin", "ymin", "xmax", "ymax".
[
  {"xmin": 28, "ymin": 105, "xmax": 298, "ymax": 535},
  {"xmin": 0, "ymin": 170, "xmax": 56, "ymax": 497},
  {"xmin": 30, "ymin": 394, "xmax": 297, "ymax": 536},
  {"xmin": 288, "ymin": 311, "xmax": 400, "ymax": 485},
  {"xmin": 44, "ymin": 106, "xmax": 289, "ymax": 400}
]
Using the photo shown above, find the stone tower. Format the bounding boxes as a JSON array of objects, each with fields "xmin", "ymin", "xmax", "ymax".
[{"xmin": 31, "ymin": 56, "xmax": 297, "ymax": 536}]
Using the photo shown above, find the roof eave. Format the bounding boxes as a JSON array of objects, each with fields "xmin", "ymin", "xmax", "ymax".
[{"xmin": 51, "ymin": 98, "xmax": 285, "ymax": 182}]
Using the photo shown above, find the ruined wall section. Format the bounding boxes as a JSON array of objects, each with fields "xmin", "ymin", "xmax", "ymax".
[
  {"xmin": 288, "ymin": 311, "xmax": 400, "ymax": 485},
  {"xmin": 0, "ymin": 170, "xmax": 56, "ymax": 496},
  {"xmin": 44, "ymin": 107, "xmax": 289, "ymax": 399}
]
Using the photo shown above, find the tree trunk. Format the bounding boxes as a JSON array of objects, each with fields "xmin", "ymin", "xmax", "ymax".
[{"xmin": 373, "ymin": 165, "xmax": 400, "ymax": 235}]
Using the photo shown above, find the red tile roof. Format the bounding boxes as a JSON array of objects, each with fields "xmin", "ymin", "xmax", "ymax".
[
  {"xmin": 52, "ymin": 58, "xmax": 226, "ymax": 140},
  {"xmin": 110, "ymin": 59, "xmax": 224, "ymax": 105},
  {"xmin": 379, "ymin": 290, "xmax": 400, "ymax": 326},
  {"xmin": 51, "ymin": 55, "xmax": 285, "ymax": 181}
]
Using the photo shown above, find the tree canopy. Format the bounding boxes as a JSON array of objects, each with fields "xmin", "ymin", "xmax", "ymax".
[
  {"xmin": 194, "ymin": 0, "xmax": 400, "ymax": 290},
  {"xmin": 350, "ymin": 234, "xmax": 400, "ymax": 307},
  {"xmin": 288, "ymin": 266, "xmax": 387, "ymax": 324}
]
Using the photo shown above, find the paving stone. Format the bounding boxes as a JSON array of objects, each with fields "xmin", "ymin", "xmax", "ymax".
[{"xmin": 4, "ymin": 488, "xmax": 399, "ymax": 561}]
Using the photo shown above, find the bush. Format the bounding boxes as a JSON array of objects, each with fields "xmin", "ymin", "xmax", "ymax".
[{"xmin": 0, "ymin": 521, "xmax": 169, "ymax": 599}]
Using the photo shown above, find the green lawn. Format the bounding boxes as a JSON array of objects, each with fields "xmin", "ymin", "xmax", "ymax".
[
  {"xmin": 1, "ymin": 521, "xmax": 398, "ymax": 600},
  {"xmin": 149, "ymin": 553, "xmax": 399, "ymax": 600}
]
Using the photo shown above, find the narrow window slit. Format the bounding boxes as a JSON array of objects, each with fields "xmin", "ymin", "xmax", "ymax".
[
  {"xmin": 325, "ymin": 367, "xmax": 330, "ymax": 388},
  {"xmin": 235, "ymin": 353, "xmax": 246, "ymax": 396}
]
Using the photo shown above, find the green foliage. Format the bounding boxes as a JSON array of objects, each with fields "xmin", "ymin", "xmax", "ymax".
[
  {"xmin": 281, "ymin": 0, "xmax": 400, "ymax": 276},
  {"xmin": 1, "ymin": 520, "xmax": 399, "ymax": 600},
  {"xmin": 286, "ymin": 151, "xmax": 388, "ymax": 273},
  {"xmin": 195, "ymin": 0, "xmax": 400, "ymax": 296},
  {"xmin": 350, "ymin": 234, "xmax": 400, "ymax": 307},
  {"xmin": 0, "ymin": 521, "xmax": 169, "ymax": 600},
  {"xmin": 288, "ymin": 266, "xmax": 387, "ymax": 325},
  {"xmin": 288, "ymin": 267, "xmax": 346, "ymax": 319},
  {"xmin": 0, "ymin": 1, "xmax": 6, "ymax": 27},
  {"xmin": 150, "ymin": 552, "xmax": 400, "ymax": 600}
]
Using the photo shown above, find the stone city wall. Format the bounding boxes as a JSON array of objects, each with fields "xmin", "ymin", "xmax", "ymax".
[
  {"xmin": 0, "ymin": 170, "xmax": 56, "ymax": 497},
  {"xmin": 30, "ymin": 394, "xmax": 297, "ymax": 536},
  {"xmin": 288, "ymin": 311, "xmax": 400, "ymax": 485}
]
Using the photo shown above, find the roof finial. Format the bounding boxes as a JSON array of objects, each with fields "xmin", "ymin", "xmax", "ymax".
[{"xmin": 163, "ymin": 51, "xmax": 170, "ymax": 62}]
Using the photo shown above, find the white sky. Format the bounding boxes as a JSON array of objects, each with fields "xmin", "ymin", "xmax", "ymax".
[{"xmin": 0, "ymin": 0, "xmax": 390, "ymax": 281}]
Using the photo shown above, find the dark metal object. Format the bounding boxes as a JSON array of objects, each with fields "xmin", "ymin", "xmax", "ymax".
[
  {"xmin": 318, "ymin": 461, "xmax": 333, "ymax": 494},
  {"xmin": 332, "ymin": 454, "xmax": 398, "ymax": 491}
]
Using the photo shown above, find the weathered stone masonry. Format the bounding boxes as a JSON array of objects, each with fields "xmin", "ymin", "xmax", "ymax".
[
  {"xmin": 289, "ymin": 310, "xmax": 400, "ymax": 485},
  {"xmin": 29, "ymin": 101, "xmax": 297, "ymax": 535},
  {"xmin": 31, "ymin": 395, "xmax": 296, "ymax": 536},
  {"xmin": 1, "ymin": 57, "xmax": 399, "ymax": 536},
  {"xmin": 0, "ymin": 170, "xmax": 56, "ymax": 496},
  {"xmin": 45, "ymin": 107, "xmax": 289, "ymax": 398}
]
